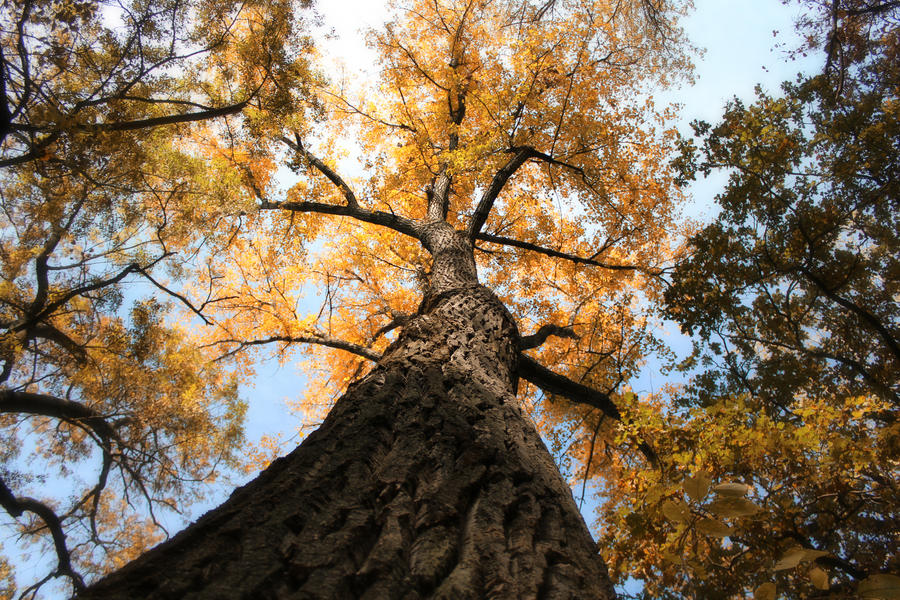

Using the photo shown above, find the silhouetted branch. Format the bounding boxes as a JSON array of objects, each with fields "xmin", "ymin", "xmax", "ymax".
[
  {"xmin": 467, "ymin": 147, "xmax": 537, "ymax": 241},
  {"xmin": 520, "ymin": 324, "xmax": 579, "ymax": 350},
  {"xmin": 214, "ymin": 334, "xmax": 382, "ymax": 362},
  {"xmin": 0, "ymin": 471, "xmax": 85, "ymax": 592},
  {"xmin": 518, "ymin": 354, "xmax": 659, "ymax": 466},
  {"xmin": 477, "ymin": 231, "xmax": 650, "ymax": 272}
]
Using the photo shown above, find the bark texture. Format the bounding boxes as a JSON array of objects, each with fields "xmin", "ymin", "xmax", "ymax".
[{"xmin": 78, "ymin": 286, "xmax": 615, "ymax": 599}]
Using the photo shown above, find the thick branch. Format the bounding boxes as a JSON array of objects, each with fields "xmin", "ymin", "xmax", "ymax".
[
  {"xmin": 29, "ymin": 323, "xmax": 88, "ymax": 362},
  {"xmin": 520, "ymin": 324, "xmax": 578, "ymax": 350},
  {"xmin": 259, "ymin": 199, "xmax": 420, "ymax": 241},
  {"xmin": 466, "ymin": 147, "xmax": 537, "ymax": 241},
  {"xmin": 518, "ymin": 355, "xmax": 659, "ymax": 466},
  {"xmin": 0, "ymin": 390, "xmax": 116, "ymax": 441},
  {"xmin": 86, "ymin": 100, "xmax": 249, "ymax": 133},
  {"xmin": 518, "ymin": 354, "xmax": 622, "ymax": 420}
]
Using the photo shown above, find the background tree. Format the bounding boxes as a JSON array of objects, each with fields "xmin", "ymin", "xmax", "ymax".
[
  {"xmin": 591, "ymin": 1, "xmax": 899, "ymax": 598},
  {"xmin": 0, "ymin": 0, "xmax": 316, "ymax": 596}
]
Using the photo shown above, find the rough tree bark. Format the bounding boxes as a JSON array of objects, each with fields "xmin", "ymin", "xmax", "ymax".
[{"xmin": 78, "ymin": 225, "xmax": 616, "ymax": 599}]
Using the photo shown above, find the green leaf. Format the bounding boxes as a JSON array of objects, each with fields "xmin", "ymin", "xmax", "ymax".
[
  {"xmin": 683, "ymin": 473, "xmax": 712, "ymax": 503},
  {"xmin": 696, "ymin": 517, "xmax": 733, "ymax": 537},
  {"xmin": 858, "ymin": 574, "xmax": 900, "ymax": 599},
  {"xmin": 754, "ymin": 582, "xmax": 776, "ymax": 600},
  {"xmin": 706, "ymin": 497, "xmax": 761, "ymax": 518}
]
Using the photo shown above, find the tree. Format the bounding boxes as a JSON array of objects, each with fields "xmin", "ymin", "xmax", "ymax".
[
  {"xmin": 0, "ymin": 0, "xmax": 315, "ymax": 595},
  {"xmin": 2, "ymin": 0, "xmax": 697, "ymax": 597},
  {"xmin": 590, "ymin": 1, "xmax": 899, "ymax": 598}
]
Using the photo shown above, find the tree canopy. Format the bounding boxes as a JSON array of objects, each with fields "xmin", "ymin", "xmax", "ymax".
[
  {"xmin": 0, "ymin": 0, "xmax": 315, "ymax": 594},
  {"xmin": 593, "ymin": 1, "xmax": 899, "ymax": 598},
  {"xmin": 1, "ymin": 0, "xmax": 898, "ymax": 598}
]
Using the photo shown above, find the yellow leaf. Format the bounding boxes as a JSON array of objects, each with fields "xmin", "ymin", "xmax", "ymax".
[
  {"xmin": 706, "ymin": 497, "xmax": 761, "ymax": 518},
  {"xmin": 696, "ymin": 517, "xmax": 733, "ymax": 537},
  {"xmin": 754, "ymin": 582, "xmax": 776, "ymax": 600},
  {"xmin": 773, "ymin": 547, "xmax": 829, "ymax": 571},
  {"xmin": 661, "ymin": 498, "xmax": 691, "ymax": 523},
  {"xmin": 858, "ymin": 574, "xmax": 900, "ymax": 599},
  {"xmin": 712, "ymin": 482, "xmax": 752, "ymax": 497},
  {"xmin": 683, "ymin": 473, "xmax": 711, "ymax": 503},
  {"xmin": 809, "ymin": 566, "xmax": 829, "ymax": 590}
]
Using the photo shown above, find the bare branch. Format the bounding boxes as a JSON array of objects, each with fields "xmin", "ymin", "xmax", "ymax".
[
  {"xmin": 259, "ymin": 198, "xmax": 421, "ymax": 241},
  {"xmin": 87, "ymin": 99, "xmax": 249, "ymax": 133},
  {"xmin": 0, "ymin": 476, "xmax": 85, "ymax": 591},
  {"xmin": 0, "ymin": 390, "xmax": 116, "ymax": 441},
  {"xmin": 518, "ymin": 354, "xmax": 622, "ymax": 419},
  {"xmin": 131, "ymin": 264, "xmax": 212, "ymax": 325},
  {"xmin": 214, "ymin": 334, "xmax": 382, "ymax": 362},
  {"xmin": 29, "ymin": 324, "xmax": 88, "ymax": 363},
  {"xmin": 280, "ymin": 134, "xmax": 359, "ymax": 209}
]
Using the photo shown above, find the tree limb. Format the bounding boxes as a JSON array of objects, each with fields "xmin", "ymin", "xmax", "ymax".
[
  {"xmin": 87, "ymin": 99, "xmax": 249, "ymax": 133},
  {"xmin": 259, "ymin": 199, "xmax": 421, "ymax": 241},
  {"xmin": 518, "ymin": 354, "xmax": 659, "ymax": 466},
  {"xmin": 0, "ymin": 476, "xmax": 85, "ymax": 591},
  {"xmin": 466, "ymin": 147, "xmax": 537, "ymax": 241},
  {"xmin": 0, "ymin": 390, "xmax": 116, "ymax": 441},
  {"xmin": 214, "ymin": 334, "xmax": 382, "ymax": 363},
  {"xmin": 280, "ymin": 134, "xmax": 360, "ymax": 209},
  {"xmin": 520, "ymin": 324, "xmax": 579, "ymax": 350},
  {"xmin": 477, "ymin": 231, "xmax": 650, "ymax": 272},
  {"xmin": 518, "ymin": 354, "xmax": 622, "ymax": 419}
]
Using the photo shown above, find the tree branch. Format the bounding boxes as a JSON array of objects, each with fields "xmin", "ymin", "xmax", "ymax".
[
  {"xmin": 797, "ymin": 265, "xmax": 900, "ymax": 364},
  {"xmin": 281, "ymin": 134, "xmax": 359, "ymax": 209},
  {"xmin": 259, "ymin": 199, "xmax": 421, "ymax": 241},
  {"xmin": 214, "ymin": 334, "xmax": 382, "ymax": 363},
  {"xmin": 518, "ymin": 354, "xmax": 622, "ymax": 419},
  {"xmin": 0, "ymin": 476, "xmax": 85, "ymax": 591},
  {"xmin": 0, "ymin": 390, "xmax": 116, "ymax": 441},
  {"xmin": 87, "ymin": 99, "xmax": 249, "ymax": 133},
  {"xmin": 520, "ymin": 324, "xmax": 579, "ymax": 350},
  {"xmin": 518, "ymin": 354, "xmax": 658, "ymax": 466},
  {"xmin": 466, "ymin": 147, "xmax": 536, "ymax": 241},
  {"xmin": 477, "ymin": 231, "xmax": 649, "ymax": 272}
]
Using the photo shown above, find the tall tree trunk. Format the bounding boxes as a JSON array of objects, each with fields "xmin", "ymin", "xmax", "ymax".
[
  {"xmin": 78, "ymin": 286, "xmax": 614, "ymax": 599},
  {"xmin": 80, "ymin": 226, "xmax": 615, "ymax": 598}
]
